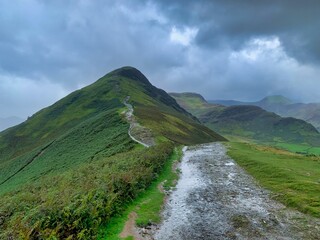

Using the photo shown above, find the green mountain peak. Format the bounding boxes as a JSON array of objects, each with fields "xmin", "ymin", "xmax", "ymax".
[
  {"xmin": 106, "ymin": 66, "xmax": 152, "ymax": 85},
  {"xmin": 0, "ymin": 67, "xmax": 224, "ymax": 194}
]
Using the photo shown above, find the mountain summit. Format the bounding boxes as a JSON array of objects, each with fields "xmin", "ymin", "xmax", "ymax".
[{"xmin": 0, "ymin": 66, "xmax": 224, "ymax": 193}]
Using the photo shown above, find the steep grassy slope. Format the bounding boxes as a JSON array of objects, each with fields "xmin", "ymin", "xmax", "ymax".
[
  {"xmin": 171, "ymin": 93, "xmax": 320, "ymax": 148},
  {"xmin": 0, "ymin": 67, "xmax": 224, "ymax": 239},
  {"xmin": 0, "ymin": 67, "xmax": 224, "ymax": 193},
  {"xmin": 110, "ymin": 68, "xmax": 225, "ymax": 144}
]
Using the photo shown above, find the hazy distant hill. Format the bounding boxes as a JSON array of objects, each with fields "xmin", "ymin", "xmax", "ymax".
[
  {"xmin": 210, "ymin": 95, "xmax": 293, "ymax": 108},
  {"xmin": 0, "ymin": 116, "xmax": 24, "ymax": 131},
  {"xmin": 210, "ymin": 95, "xmax": 320, "ymax": 131},
  {"xmin": 172, "ymin": 93, "xmax": 320, "ymax": 145}
]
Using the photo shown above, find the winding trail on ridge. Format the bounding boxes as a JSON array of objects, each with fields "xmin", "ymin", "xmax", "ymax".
[
  {"xmin": 154, "ymin": 142, "xmax": 320, "ymax": 240},
  {"xmin": 123, "ymin": 96, "xmax": 154, "ymax": 147}
]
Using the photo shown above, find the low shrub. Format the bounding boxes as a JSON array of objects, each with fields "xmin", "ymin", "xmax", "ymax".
[{"xmin": 0, "ymin": 142, "xmax": 174, "ymax": 239}]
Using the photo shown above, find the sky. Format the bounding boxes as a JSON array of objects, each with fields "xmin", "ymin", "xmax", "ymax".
[{"xmin": 1, "ymin": 0, "xmax": 320, "ymax": 118}]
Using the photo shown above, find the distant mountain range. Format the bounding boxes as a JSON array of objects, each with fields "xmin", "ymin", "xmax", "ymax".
[
  {"xmin": 0, "ymin": 116, "xmax": 24, "ymax": 132},
  {"xmin": 171, "ymin": 93, "xmax": 320, "ymax": 145},
  {"xmin": 210, "ymin": 95, "xmax": 320, "ymax": 131}
]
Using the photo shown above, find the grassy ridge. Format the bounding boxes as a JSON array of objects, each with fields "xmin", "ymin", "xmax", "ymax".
[
  {"xmin": 0, "ymin": 67, "xmax": 223, "ymax": 239},
  {"xmin": 135, "ymin": 106, "xmax": 225, "ymax": 145},
  {"xmin": 228, "ymin": 142, "xmax": 320, "ymax": 217},
  {"xmin": 0, "ymin": 67, "xmax": 223, "ymax": 194},
  {"xmin": 0, "ymin": 142, "xmax": 174, "ymax": 239}
]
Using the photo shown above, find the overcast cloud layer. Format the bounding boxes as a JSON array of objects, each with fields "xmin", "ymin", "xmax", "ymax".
[{"xmin": 1, "ymin": 0, "xmax": 320, "ymax": 118}]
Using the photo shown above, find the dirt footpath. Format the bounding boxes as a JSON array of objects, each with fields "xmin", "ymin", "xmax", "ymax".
[
  {"xmin": 123, "ymin": 96, "xmax": 154, "ymax": 147},
  {"xmin": 154, "ymin": 143, "xmax": 320, "ymax": 240}
]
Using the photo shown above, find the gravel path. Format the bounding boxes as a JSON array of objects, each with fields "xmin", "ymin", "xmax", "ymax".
[
  {"xmin": 154, "ymin": 143, "xmax": 320, "ymax": 240},
  {"xmin": 123, "ymin": 96, "xmax": 154, "ymax": 147}
]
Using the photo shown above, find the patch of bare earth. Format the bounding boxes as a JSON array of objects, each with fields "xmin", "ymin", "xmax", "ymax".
[{"xmin": 120, "ymin": 212, "xmax": 144, "ymax": 240}]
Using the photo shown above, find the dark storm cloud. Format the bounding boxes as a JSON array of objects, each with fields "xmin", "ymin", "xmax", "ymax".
[
  {"xmin": 0, "ymin": 1, "xmax": 186, "ymax": 86},
  {"xmin": 0, "ymin": 0, "xmax": 187, "ymax": 116},
  {"xmin": 0, "ymin": 0, "xmax": 320, "ymax": 118},
  {"xmin": 154, "ymin": 0, "xmax": 320, "ymax": 64}
]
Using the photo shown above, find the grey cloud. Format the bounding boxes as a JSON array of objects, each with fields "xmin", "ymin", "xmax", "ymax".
[
  {"xmin": 0, "ymin": 0, "xmax": 183, "ymax": 87},
  {"xmin": 153, "ymin": 0, "xmax": 320, "ymax": 64}
]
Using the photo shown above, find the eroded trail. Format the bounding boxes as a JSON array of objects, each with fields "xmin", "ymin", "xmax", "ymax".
[
  {"xmin": 155, "ymin": 143, "xmax": 320, "ymax": 240},
  {"xmin": 123, "ymin": 96, "xmax": 154, "ymax": 147}
]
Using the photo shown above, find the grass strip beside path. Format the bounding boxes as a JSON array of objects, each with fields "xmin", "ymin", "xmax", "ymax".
[
  {"xmin": 99, "ymin": 146, "xmax": 183, "ymax": 239},
  {"xmin": 227, "ymin": 142, "xmax": 320, "ymax": 218}
]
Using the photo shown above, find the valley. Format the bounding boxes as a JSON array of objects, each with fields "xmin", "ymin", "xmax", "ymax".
[{"xmin": 171, "ymin": 92, "xmax": 320, "ymax": 155}]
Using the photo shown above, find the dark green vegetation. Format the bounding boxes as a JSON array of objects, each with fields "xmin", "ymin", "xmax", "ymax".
[
  {"xmin": 100, "ymin": 147, "xmax": 182, "ymax": 239},
  {"xmin": 0, "ymin": 67, "xmax": 223, "ymax": 239},
  {"xmin": 171, "ymin": 93, "xmax": 320, "ymax": 152},
  {"xmin": 210, "ymin": 95, "xmax": 320, "ymax": 132},
  {"xmin": 228, "ymin": 142, "xmax": 320, "ymax": 218},
  {"xmin": 0, "ymin": 142, "xmax": 174, "ymax": 239}
]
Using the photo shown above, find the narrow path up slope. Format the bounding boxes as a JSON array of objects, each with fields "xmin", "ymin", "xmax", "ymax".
[
  {"xmin": 154, "ymin": 143, "xmax": 320, "ymax": 240},
  {"xmin": 123, "ymin": 96, "xmax": 155, "ymax": 147}
]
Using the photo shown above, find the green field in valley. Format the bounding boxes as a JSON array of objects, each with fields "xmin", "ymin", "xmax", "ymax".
[{"xmin": 273, "ymin": 142, "xmax": 320, "ymax": 155}]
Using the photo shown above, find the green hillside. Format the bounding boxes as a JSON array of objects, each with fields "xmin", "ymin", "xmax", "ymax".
[
  {"xmin": 210, "ymin": 95, "xmax": 320, "ymax": 132},
  {"xmin": 171, "ymin": 93, "xmax": 320, "ymax": 149},
  {"xmin": 0, "ymin": 67, "xmax": 224, "ymax": 239}
]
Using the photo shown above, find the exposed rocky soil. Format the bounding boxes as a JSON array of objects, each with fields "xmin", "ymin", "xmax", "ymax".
[{"xmin": 154, "ymin": 143, "xmax": 320, "ymax": 240}]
